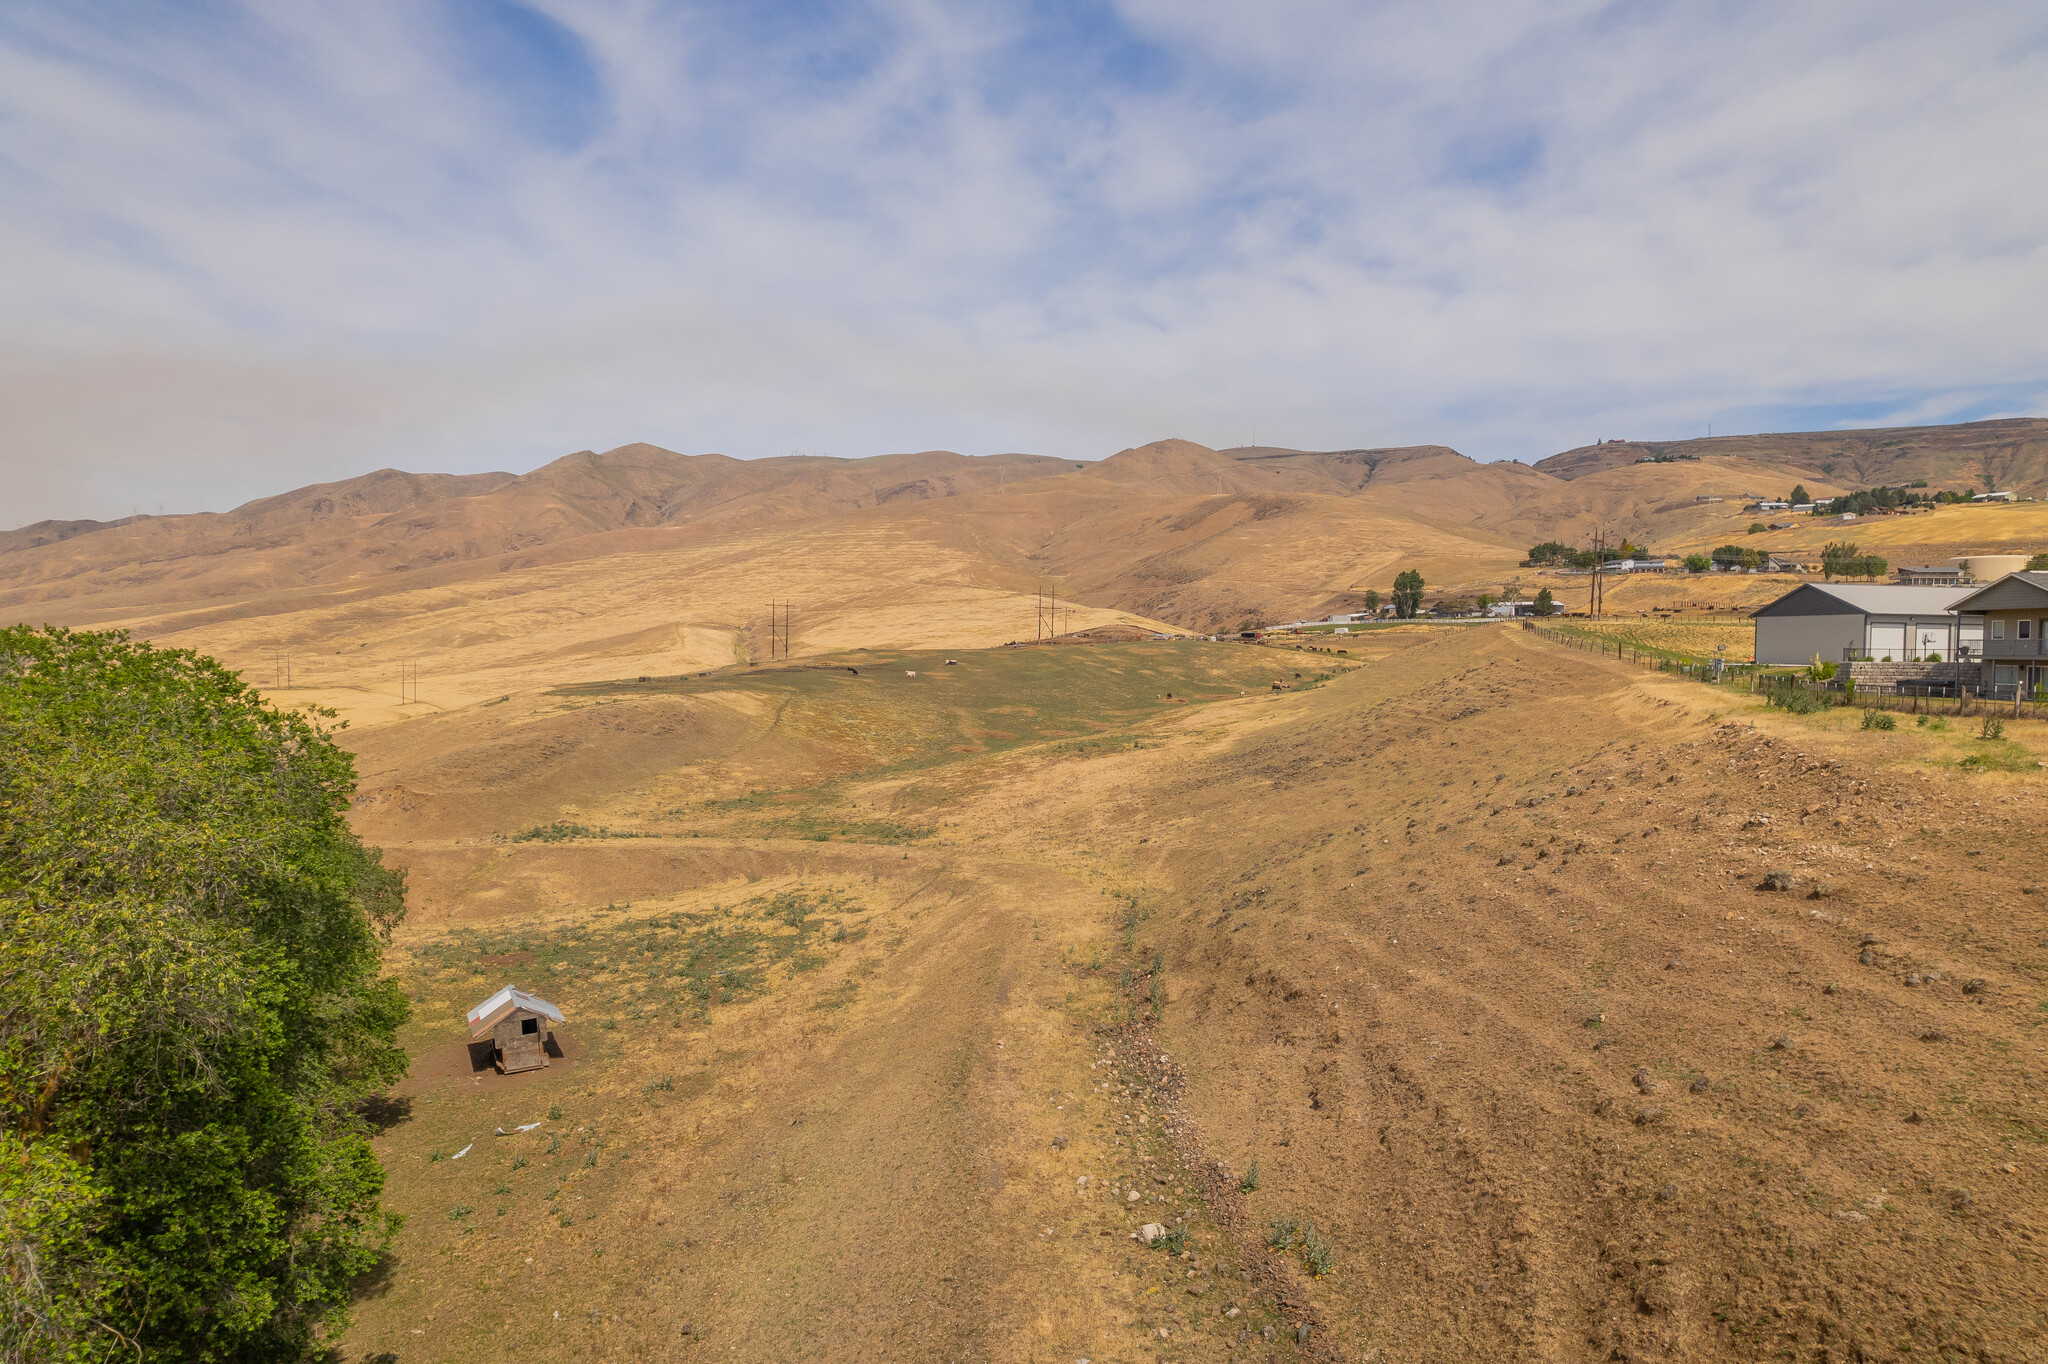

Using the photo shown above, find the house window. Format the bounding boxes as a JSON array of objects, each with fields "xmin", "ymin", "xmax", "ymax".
[
  {"xmin": 2023, "ymin": 620, "xmax": 2034, "ymax": 640},
  {"xmin": 1994, "ymin": 620, "xmax": 2006, "ymax": 640},
  {"xmin": 521, "ymin": 1017, "xmax": 539, "ymax": 1035}
]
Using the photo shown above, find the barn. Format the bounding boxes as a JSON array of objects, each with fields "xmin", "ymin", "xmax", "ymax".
[{"xmin": 1749, "ymin": 583, "xmax": 1980, "ymax": 665}]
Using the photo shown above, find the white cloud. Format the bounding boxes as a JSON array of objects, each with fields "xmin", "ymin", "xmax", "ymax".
[{"xmin": 1, "ymin": 0, "xmax": 2045, "ymax": 522}]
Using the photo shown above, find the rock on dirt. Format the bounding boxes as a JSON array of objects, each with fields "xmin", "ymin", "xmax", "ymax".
[
  {"xmin": 1690, "ymin": 1076, "xmax": 1711, "ymax": 1094},
  {"xmin": 1634, "ymin": 1106, "xmax": 1664, "ymax": 1125},
  {"xmin": 1760, "ymin": 870, "xmax": 1795, "ymax": 892},
  {"xmin": 1138, "ymin": 1223, "xmax": 1167, "ymax": 1244}
]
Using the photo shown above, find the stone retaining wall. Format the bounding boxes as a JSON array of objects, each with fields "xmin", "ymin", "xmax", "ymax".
[{"xmin": 1845, "ymin": 661, "xmax": 1978, "ymax": 693}]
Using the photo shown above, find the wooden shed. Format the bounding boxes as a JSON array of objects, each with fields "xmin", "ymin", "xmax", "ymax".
[{"xmin": 466, "ymin": 986, "xmax": 565, "ymax": 1074}]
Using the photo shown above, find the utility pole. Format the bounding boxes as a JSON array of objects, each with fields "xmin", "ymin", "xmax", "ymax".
[
  {"xmin": 768, "ymin": 601, "xmax": 792, "ymax": 660},
  {"xmin": 1590, "ymin": 531, "xmax": 1606, "ymax": 619},
  {"xmin": 399, "ymin": 660, "xmax": 418, "ymax": 706}
]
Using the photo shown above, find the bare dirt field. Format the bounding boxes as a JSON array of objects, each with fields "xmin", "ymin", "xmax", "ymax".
[{"xmin": 333, "ymin": 627, "xmax": 2048, "ymax": 1363}]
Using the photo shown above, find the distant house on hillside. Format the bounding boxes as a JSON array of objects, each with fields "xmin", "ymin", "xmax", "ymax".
[
  {"xmin": 1750, "ymin": 583, "xmax": 1980, "ymax": 664},
  {"xmin": 1972, "ymin": 491, "xmax": 2017, "ymax": 503},
  {"xmin": 1894, "ymin": 565, "xmax": 1963, "ymax": 586}
]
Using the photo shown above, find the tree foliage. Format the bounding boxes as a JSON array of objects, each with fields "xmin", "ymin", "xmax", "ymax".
[
  {"xmin": 1532, "ymin": 588, "xmax": 1557, "ymax": 616},
  {"xmin": 1391, "ymin": 570, "xmax": 1425, "ymax": 619},
  {"xmin": 1820, "ymin": 541, "xmax": 1888, "ymax": 579},
  {"xmin": 0, "ymin": 627, "xmax": 409, "ymax": 1363},
  {"xmin": 1526, "ymin": 541, "xmax": 1572, "ymax": 565}
]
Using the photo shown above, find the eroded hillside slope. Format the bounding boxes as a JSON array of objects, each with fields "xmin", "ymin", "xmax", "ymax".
[{"xmin": 1030, "ymin": 630, "xmax": 2048, "ymax": 1361}]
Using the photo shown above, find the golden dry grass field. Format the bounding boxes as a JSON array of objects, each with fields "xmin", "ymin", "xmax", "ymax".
[
  {"xmin": 310, "ymin": 625, "xmax": 2048, "ymax": 1364},
  {"xmin": 9, "ymin": 428, "xmax": 2048, "ymax": 1362}
]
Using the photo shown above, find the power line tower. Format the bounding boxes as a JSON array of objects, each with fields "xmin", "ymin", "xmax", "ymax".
[
  {"xmin": 271, "ymin": 649, "xmax": 292, "ymax": 689},
  {"xmin": 399, "ymin": 660, "xmax": 419, "ymax": 705},
  {"xmin": 768, "ymin": 600, "xmax": 792, "ymax": 660},
  {"xmin": 1036, "ymin": 584, "xmax": 1060, "ymax": 643}
]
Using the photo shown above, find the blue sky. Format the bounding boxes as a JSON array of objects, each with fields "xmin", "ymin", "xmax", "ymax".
[{"xmin": 3, "ymin": 0, "xmax": 2046, "ymax": 521}]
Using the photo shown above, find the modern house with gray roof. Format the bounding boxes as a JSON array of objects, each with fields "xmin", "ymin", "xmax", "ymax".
[
  {"xmin": 1750, "ymin": 583, "xmax": 1982, "ymax": 665},
  {"xmin": 1950, "ymin": 571, "xmax": 2048, "ymax": 696}
]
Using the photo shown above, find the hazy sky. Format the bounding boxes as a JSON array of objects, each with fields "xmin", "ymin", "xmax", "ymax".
[{"xmin": 4, "ymin": 1, "xmax": 2046, "ymax": 523}]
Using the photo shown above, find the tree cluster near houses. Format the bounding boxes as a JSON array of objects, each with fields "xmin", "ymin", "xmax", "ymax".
[
  {"xmin": 1391, "ymin": 570, "xmax": 1425, "ymax": 618},
  {"xmin": 1525, "ymin": 539, "xmax": 1649, "ymax": 568},
  {"xmin": 1821, "ymin": 540, "xmax": 1889, "ymax": 579},
  {"xmin": 1806, "ymin": 482, "xmax": 1990, "ymax": 516}
]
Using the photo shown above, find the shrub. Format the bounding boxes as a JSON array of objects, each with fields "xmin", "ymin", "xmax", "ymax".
[
  {"xmin": 1239, "ymin": 1159, "xmax": 1261, "ymax": 1193},
  {"xmin": 1862, "ymin": 709, "xmax": 1896, "ymax": 731},
  {"xmin": 1683, "ymin": 554, "xmax": 1712, "ymax": 573},
  {"xmin": 1266, "ymin": 1215, "xmax": 1303, "ymax": 1251},
  {"xmin": 1157, "ymin": 1224, "xmax": 1191, "ymax": 1255},
  {"xmin": 1769, "ymin": 686, "xmax": 1828, "ymax": 715},
  {"xmin": 1302, "ymin": 1226, "xmax": 1337, "ymax": 1277},
  {"xmin": 1981, "ymin": 716, "xmax": 2006, "ymax": 740},
  {"xmin": 1748, "ymin": 522, "xmax": 1769, "ymax": 534}
]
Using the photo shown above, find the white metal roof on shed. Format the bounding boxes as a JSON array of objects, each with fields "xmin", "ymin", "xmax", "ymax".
[
  {"xmin": 1752, "ymin": 583, "xmax": 1975, "ymax": 618},
  {"xmin": 467, "ymin": 986, "xmax": 565, "ymax": 1038}
]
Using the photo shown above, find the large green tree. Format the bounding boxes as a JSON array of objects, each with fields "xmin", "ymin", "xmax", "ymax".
[
  {"xmin": 1391, "ymin": 570, "xmax": 1425, "ymax": 619},
  {"xmin": 1, "ymin": 627, "xmax": 409, "ymax": 1362}
]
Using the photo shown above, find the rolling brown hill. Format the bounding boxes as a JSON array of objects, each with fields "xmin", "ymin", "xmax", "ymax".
[
  {"xmin": 4, "ymin": 421, "xmax": 2044, "ymax": 737},
  {"xmin": 1536, "ymin": 417, "xmax": 2048, "ymax": 494}
]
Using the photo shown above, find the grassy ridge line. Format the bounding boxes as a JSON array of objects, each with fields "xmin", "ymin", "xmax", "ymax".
[{"xmin": 551, "ymin": 641, "xmax": 1345, "ymax": 777}]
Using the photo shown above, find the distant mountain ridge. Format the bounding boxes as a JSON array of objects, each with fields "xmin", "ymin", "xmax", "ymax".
[
  {"xmin": 3, "ymin": 418, "xmax": 2042, "ymax": 641},
  {"xmin": 1534, "ymin": 417, "xmax": 2048, "ymax": 492}
]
